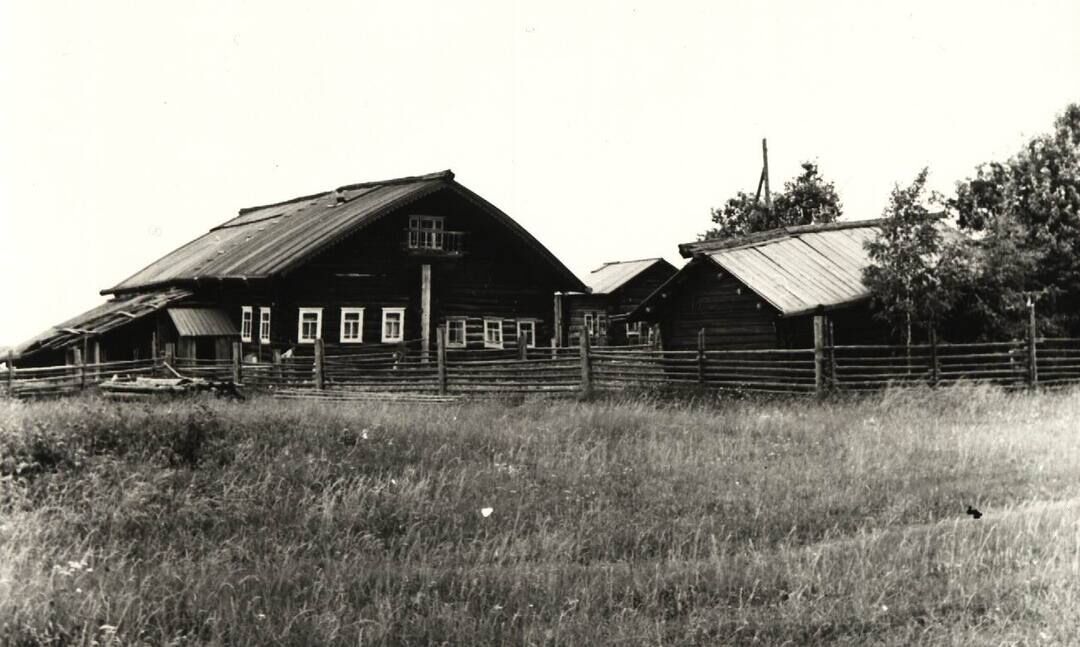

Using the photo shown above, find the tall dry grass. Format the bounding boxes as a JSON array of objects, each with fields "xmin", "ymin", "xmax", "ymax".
[{"xmin": 1, "ymin": 386, "xmax": 1078, "ymax": 645}]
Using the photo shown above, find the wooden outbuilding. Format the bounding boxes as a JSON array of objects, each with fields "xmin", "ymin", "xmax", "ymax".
[
  {"xmin": 628, "ymin": 220, "xmax": 888, "ymax": 350},
  {"xmin": 14, "ymin": 170, "xmax": 585, "ymax": 366},
  {"xmin": 557, "ymin": 258, "xmax": 677, "ymax": 346}
]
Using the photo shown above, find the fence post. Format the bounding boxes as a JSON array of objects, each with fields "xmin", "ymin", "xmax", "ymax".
[
  {"xmin": 314, "ymin": 338, "xmax": 325, "ymax": 390},
  {"xmin": 1027, "ymin": 299, "xmax": 1038, "ymax": 389},
  {"xmin": 518, "ymin": 337, "xmax": 528, "ymax": 361},
  {"xmin": 80, "ymin": 336, "xmax": 89, "ymax": 391},
  {"xmin": 550, "ymin": 337, "xmax": 557, "ymax": 360},
  {"xmin": 6, "ymin": 350, "xmax": 13, "ymax": 395},
  {"xmin": 579, "ymin": 332, "xmax": 593, "ymax": 399},
  {"xmin": 813, "ymin": 315, "xmax": 826, "ymax": 397},
  {"xmin": 164, "ymin": 343, "xmax": 175, "ymax": 370},
  {"xmin": 437, "ymin": 325, "xmax": 448, "ymax": 395},
  {"xmin": 232, "ymin": 341, "xmax": 242, "ymax": 384},
  {"xmin": 697, "ymin": 328, "xmax": 706, "ymax": 386},
  {"xmin": 929, "ymin": 326, "xmax": 939, "ymax": 387},
  {"xmin": 827, "ymin": 320, "xmax": 838, "ymax": 391},
  {"xmin": 273, "ymin": 349, "xmax": 283, "ymax": 384}
]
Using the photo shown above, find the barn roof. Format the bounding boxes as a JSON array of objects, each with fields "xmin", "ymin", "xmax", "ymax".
[
  {"xmin": 12, "ymin": 288, "xmax": 192, "ymax": 359},
  {"xmin": 634, "ymin": 220, "xmax": 883, "ymax": 319},
  {"xmin": 104, "ymin": 170, "xmax": 584, "ymax": 294},
  {"xmin": 584, "ymin": 258, "xmax": 672, "ymax": 295}
]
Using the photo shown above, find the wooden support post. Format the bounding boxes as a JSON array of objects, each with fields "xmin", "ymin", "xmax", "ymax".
[
  {"xmin": 92, "ymin": 339, "xmax": 102, "ymax": 381},
  {"xmin": 151, "ymin": 331, "xmax": 159, "ymax": 375},
  {"xmin": 579, "ymin": 331, "xmax": 593, "ymax": 400},
  {"xmin": 314, "ymin": 338, "xmax": 325, "ymax": 390},
  {"xmin": 80, "ymin": 336, "xmax": 88, "ymax": 391},
  {"xmin": 1028, "ymin": 299, "xmax": 1038, "ymax": 389},
  {"xmin": 553, "ymin": 292, "xmax": 564, "ymax": 347},
  {"xmin": 813, "ymin": 315, "xmax": 826, "ymax": 396},
  {"xmin": 73, "ymin": 349, "xmax": 85, "ymax": 388},
  {"xmin": 697, "ymin": 328, "xmax": 706, "ymax": 385},
  {"xmin": 550, "ymin": 337, "xmax": 557, "ymax": 360},
  {"xmin": 164, "ymin": 343, "xmax": 175, "ymax": 369},
  {"xmin": 929, "ymin": 326, "xmax": 939, "ymax": 387},
  {"xmin": 436, "ymin": 325, "xmax": 448, "ymax": 395},
  {"xmin": 232, "ymin": 341, "xmax": 242, "ymax": 384},
  {"xmin": 420, "ymin": 264, "xmax": 432, "ymax": 361}
]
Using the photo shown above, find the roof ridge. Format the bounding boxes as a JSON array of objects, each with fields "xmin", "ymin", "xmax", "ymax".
[
  {"xmin": 592, "ymin": 257, "xmax": 662, "ymax": 272},
  {"xmin": 237, "ymin": 170, "xmax": 455, "ymax": 215},
  {"xmin": 679, "ymin": 218, "xmax": 884, "ymax": 257}
]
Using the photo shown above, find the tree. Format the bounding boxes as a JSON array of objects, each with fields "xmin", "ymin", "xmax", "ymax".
[
  {"xmin": 950, "ymin": 103, "xmax": 1080, "ymax": 335},
  {"xmin": 862, "ymin": 168, "xmax": 950, "ymax": 346},
  {"xmin": 701, "ymin": 162, "xmax": 842, "ymax": 240}
]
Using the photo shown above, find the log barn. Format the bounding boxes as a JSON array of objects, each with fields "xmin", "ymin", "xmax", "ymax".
[
  {"xmin": 558, "ymin": 258, "xmax": 677, "ymax": 346},
  {"xmin": 13, "ymin": 170, "xmax": 585, "ymax": 366},
  {"xmin": 628, "ymin": 220, "xmax": 888, "ymax": 350}
]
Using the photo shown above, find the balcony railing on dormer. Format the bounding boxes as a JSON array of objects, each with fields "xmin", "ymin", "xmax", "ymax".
[{"xmin": 405, "ymin": 228, "xmax": 466, "ymax": 255}]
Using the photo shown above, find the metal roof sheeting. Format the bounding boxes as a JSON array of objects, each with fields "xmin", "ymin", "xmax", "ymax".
[
  {"xmin": 167, "ymin": 308, "xmax": 238, "ymax": 337},
  {"xmin": 13, "ymin": 288, "xmax": 193, "ymax": 358},
  {"xmin": 707, "ymin": 224, "xmax": 878, "ymax": 316},
  {"xmin": 585, "ymin": 258, "xmax": 665, "ymax": 295}
]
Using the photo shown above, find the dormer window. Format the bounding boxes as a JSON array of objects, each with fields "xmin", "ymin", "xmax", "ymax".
[{"xmin": 408, "ymin": 215, "xmax": 445, "ymax": 250}]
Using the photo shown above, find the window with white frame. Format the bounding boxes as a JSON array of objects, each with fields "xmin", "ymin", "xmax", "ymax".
[
  {"xmin": 626, "ymin": 321, "xmax": 643, "ymax": 343},
  {"xmin": 516, "ymin": 320, "xmax": 536, "ymax": 348},
  {"xmin": 259, "ymin": 308, "xmax": 272, "ymax": 344},
  {"xmin": 340, "ymin": 307, "xmax": 364, "ymax": 343},
  {"xmin": 484, "ymin": 318, "xmax": 504, "ymax": 349},
  {"xmin": 583, "ymin": 312, "xmax": 595, "ymax": 336},
  {"xmin": 382, "ymin": 307, "xmax": 405, "ymax": 343},
  {"xmin": 297, "ymin": 308, "xmax": 323, "ymax": 343},
  {"xmin": 240, "ymin": 306, "xmax": 253, "ymax": 342},
  {"xmin": 407, "ymin": 215, "xmax": 445, "ymax": 250},
  {"xmin": 446, "ymin": 318, "xmax": 467, "ymax": 348}
]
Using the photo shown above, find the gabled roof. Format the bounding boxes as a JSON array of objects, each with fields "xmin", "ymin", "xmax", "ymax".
[
  {"xmin": 13, "ymin": 288, "xmax": 192, "ymax": 359},
  {"xmin": 634, "ymin": 220, "xmax": 882, "ymax": 319},
  {"xmin": 105, "ymin": 170, "xmax": 584, "ymax": 294},
  {"xmin": 584, "ymin": 258, "xmax": 674, "ymax": 295}
]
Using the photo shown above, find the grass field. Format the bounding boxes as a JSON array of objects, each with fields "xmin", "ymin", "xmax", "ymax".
[{"xmin": 2, "ymin": 387, "xmax": 1079, "ymax": 645}]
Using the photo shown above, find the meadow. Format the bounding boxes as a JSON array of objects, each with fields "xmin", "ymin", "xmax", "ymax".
[{"xmin": 1, "ymin": 387, "xmax": 1079, "ymax": 645}]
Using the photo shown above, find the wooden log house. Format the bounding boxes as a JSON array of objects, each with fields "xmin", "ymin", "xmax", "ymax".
[
  {"xmin": 559, "ymin": 258, "xmax": 677, "ymax": 346},
  {"xmin": 13, "ymin": 170, "xmax": 585, "ymax": 367},
  {"xmin": 627, "ymin": 220, "xmax": 888, "ymax": 350}
]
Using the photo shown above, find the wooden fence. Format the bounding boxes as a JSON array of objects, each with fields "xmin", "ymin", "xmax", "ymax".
[{"xmin": 5, "ymin": 333, "xmax": 1080, "ymax": 400}]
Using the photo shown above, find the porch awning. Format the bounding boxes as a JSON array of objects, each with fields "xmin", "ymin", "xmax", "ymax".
[{"xmin": 167, "ymin": 308, "xmax": 238, "ymax": 337}]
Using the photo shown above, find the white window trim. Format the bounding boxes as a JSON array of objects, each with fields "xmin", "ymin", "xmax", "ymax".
[
  {"xmin": 516, "ymin": 320, "xmax": 537, "ymax": 348},
  {"xmin": 484, "ymin": 318, "xmax": 504, "ymax": 349},
  {"xmin": 297, "ymin": 307, "xmax": 323, "ymax": 344},
  {"xmin": 240, "ymin": 306, "xmax": 253, "ymax": 342},
  {"xmin": 445, "ymin": 317, "xmax": 467, "ymax": 348},
  {"xmin": 583, "ymin": 312, "xmax": 595, "ymax": 336},
  {"xmin": 259, "ymin": 307, "xmax": 272, "ymax": 344},
  {"xmin": 382, "ymin": 307, "xmax": 406, "ymax": 343},
  {"xmin": 340, "ymin": 307, "xmax": 365, "ymax": 343}
]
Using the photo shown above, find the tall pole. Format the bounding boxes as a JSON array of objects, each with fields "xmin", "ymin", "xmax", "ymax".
[{"xmin": 762, "ymin": 138, "xmax": 772, "ymax": 211}]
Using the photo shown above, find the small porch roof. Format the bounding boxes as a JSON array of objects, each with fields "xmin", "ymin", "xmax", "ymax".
[{"xmin": 167, "ymin": 308, "xmax": 238, "ymax": 337}]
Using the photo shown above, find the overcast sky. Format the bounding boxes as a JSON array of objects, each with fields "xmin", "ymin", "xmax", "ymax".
[{"xmin": 1, "ymin": 0, "xmax": 1078, "ymax": 347}]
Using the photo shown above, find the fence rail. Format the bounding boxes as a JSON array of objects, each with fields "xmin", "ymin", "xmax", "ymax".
[{"xmin": 5, "ymin": 330, "xmax": 1080, "ymax": 400}]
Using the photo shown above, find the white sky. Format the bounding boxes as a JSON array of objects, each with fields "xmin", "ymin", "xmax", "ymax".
[{"xmin": 1, "ymin": 0, "xmax": 1078, "ymax": 347}]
